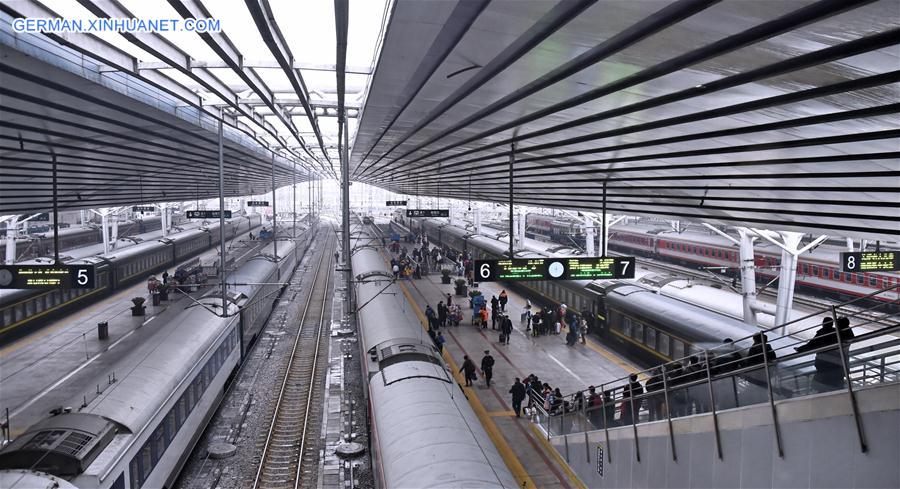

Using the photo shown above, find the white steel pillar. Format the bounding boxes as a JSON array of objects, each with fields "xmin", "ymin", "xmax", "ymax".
[
  {"xmin": 474, "ymin": 208, "xmax": 483, "ymax": 235},
  {"xmin": 585, "ymin": 215, "xmax": 595, "ymax": 256},
  {"xmin": 100, "ymin": 211, "xmax": 110, "ymax": 255},
  {"xmin": 517, "ymin": 210, "xmax": 526, "ymax": 248},
  {"xmin": 774, "ymin": 231, "xmax": 803, "ymax": 330},
  {"xmin": 737, "ymin": 228, "xmax": 759, "ymax": 327},
  {"xmin": 846, "ymin": 237, "xmax": 854, "ymax": 252},
  {"xmin": 110, "ymin": 212, "xmax": 120, "ymax": 251},
  {"xmin": 5, "ymin": 216, "xmax": 17, "ymax": 264}
]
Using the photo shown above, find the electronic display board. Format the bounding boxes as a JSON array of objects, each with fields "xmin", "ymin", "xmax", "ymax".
[
  {"xmin": 132, "ymin": 206, "xmax": 156, "ymax": 213},
  {"xmin": 24, "ymin": 213, "xmax": 50, "ymax": 221},
  {"xmin": 186, "ymin": 210, "xmax": 232, "ymax": 219},
  {"xmin": 386, "ymin": 200, "xmax": 408, "ymax": 206},
  {"xmin": 841, "ymin": 251, "xmax": 899, "ymax": 272},
  {"xmin": 474, "ymin": 256, "xmax": 635, "ymax": 282},
  {"xmin": 406, "ymin": 209, "xmax": 449, "ymax": 218},
  {"xmin": 0, "ymin": 264, "xmax": 96, "ymax": 289},
  {"xmin": 247, "ymin": 201, "xmax": 269, "ymax": 207}
]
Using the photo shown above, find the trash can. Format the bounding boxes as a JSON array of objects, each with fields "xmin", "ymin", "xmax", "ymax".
[
  {"xmin": 152, "ymin": 293, "xmax": 161, "ymax": 306},
  {"xmin": 98, "ymin": 321, "xmax": 109, "ymax": 340}
]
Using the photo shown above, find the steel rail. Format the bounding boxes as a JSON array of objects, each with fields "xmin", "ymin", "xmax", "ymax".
[{"xmin": 252, "ymin": 233, "xmax": 334, "ymax": 489}]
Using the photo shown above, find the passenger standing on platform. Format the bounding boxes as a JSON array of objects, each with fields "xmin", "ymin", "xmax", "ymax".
[
  {"xmin": 742, "ymin": 333, "xmax": 776, "ymax": 404},
  {"xmin": 425, "ymin": 305, "xmax": 436, "ymax": 330},
  {"xmin": 480, "ymin": 350, "xmax": 495, "ymax": 388},
  {"xmin": 527, "ymin": 375, "xmax": 541, "ymax": 409},
  {"xmin": 435, "ymin": 332, "xmax": 446, "ymax": 354},
  {"xmin": 460, "ymin": 355, "xmax": 477, "ymax": 386},
  {"xmin": 490, "ymin": 295, "xmax": 499, "ymax": 316},
  {"xmin": 446, "ymin": 293, "xmax": 453, "ymax": 308},
  {"xmin": 620, "ymin": 374, "xmax": 644, "ymax": 425},
  {"xmin": 392, "ymin": 263, "xmax": 400, "ymax": 279},
  {"xmin": 162, "ymin": 270, "xmax": 169, "ymax": 284},
  {"xmin": 603, "ymin": 389, "xmax": 616, "ymax": 427},
  {"xmin": 579, "ymin": 317, "xmax": 588, "ymax": 344},
  {"xmin": 437, "ymin": 301, "xmax": 448, "ymax": 328},
  {"xmin": 510, "ymin": 378, "xmax": 526, "ymax": 417},
  {"xmin": 645, "ymin": 368, "xmax": 665, "ymax": 421},
  {"xmin": 479, "ymin": 306, "xmax": 489, "ymax": 329},
  {"xmin": 796, "ymin": 317, "xmax": 841, "ymax": 391},
  {"xmin": 491, "ymin": 302, "xmax": 501, "ymax": 330},
  {"xmin": 587, "ymin": 386, "xmax": 602, "ymax": 428},
  {"xmin": 498, "ymin": 290, "xmax": 508, "ymax": 311},
  {"xmin": 334, "ymin": 251, "xmax": 340, "ymax": 262},
  {"xmin": 502, "ymin": 315, "xmax": 513, "ymax": 345}
]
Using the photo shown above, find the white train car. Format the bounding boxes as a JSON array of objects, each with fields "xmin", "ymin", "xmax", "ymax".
[
  {"xmin": 351, "ymin": 221, "xmax": 517, "ymax": 489},
  {"xmin": 0, "ymin": 232, "xmax": 310, "ymax": 488}
]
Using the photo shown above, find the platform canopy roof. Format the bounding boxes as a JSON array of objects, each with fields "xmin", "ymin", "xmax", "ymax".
[
  {"xmin": 0, "ymin": 0, "xmax": 390, "ymax": 214},
  {"xmin": 351, "ymin": 0, "xmax": 900, "ymax": 242}
]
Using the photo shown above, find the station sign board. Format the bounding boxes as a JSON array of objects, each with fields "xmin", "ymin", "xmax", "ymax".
[
  {"xmin": 406, "ymin": 209, "xmax": 449, "ymax": 218},
  {"xmin": 186, "ymin": 210, "xmax": 232, "ymax": 219},
  {"xmin": 841, "ymin": 251, "xmax": 899, "ymax": 272},
  {"xmin": 247, "ymin": 201, "xmax": 269, "ymax": 207},
  {"xmin": 132, "ymin": 206, "xmax": 156, "ymax": 213},
  {"xmin": 386, "ymin": 200, "xmax": 408, "ymax": 206},
  {"xmin": 0, "ymin": 264, "xmax": 96, "ymax": 289},
  {"xmin": 23, "ymin": 213, "xmax": 50, "ymax": 221},
  {"xmin": 474, "ymin": 256, "xmax": 635, "ymax": 282}
]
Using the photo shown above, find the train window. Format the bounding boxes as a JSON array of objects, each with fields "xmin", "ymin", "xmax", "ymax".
[
  {"xmin": 621, "ymin": 317, "xmax": 632, "ymax": 338},
  {"xmin": 856, "ymin": 274, "xmax": 864, "ymax": 285},
  {"xmin": 869, "ymin": 275, "xmax": 877, "ymax": 287},
  {"xmin": 150, "ymin": 427, "xmax": 164, "ymax": 466},
  {"xmin": 633, "ymin": 322, "xmax": 644, "ymax": 342},
  {"xmin": 658, "ymin": 334, "xmax": 670, "ymax": 357},
  {"xmin": 645, "ymin": 327, "xmax": 657, "ymax": 350},
  {"xmin": 672, "ymin": 340, "xmax": 685, "ymax": 360},
  {"xmin": 129, "ymin": 459, "xmax": 140, "ymax": 488},
  {"xmin": 140, "ymin": 444, "xmax": 152, "ymax": 485},
  {"xmin": 811, "ymin": 265, "xmax": 818, "ymax": 276},
  {"xmin": 802, "ymin": 263, "xmax": 809, "ymax": 275}
]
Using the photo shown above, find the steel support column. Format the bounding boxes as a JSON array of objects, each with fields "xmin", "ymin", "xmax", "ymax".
[
  {"xmin": 585, "ymin": 215, "xmax": 595, "ymax": 256},
  {"xmin": 738, "ymin": 228, "xmax": 759, "ymax": 327},
  {"xmin": 218, "ymin": 117, "xmax": 227, "ymax": 313}
]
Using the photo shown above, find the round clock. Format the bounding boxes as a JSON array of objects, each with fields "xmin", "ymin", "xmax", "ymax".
[
  {"xmin": 547, "ymin": 260, "xmax": 565, "ymax": 279},
  {"xmin": 0, "ymin": 268, "xmax": 13, "ymax": 287}
]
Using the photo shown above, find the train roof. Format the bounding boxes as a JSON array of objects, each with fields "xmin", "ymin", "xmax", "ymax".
[{"xmin": 368, "ymin": 375, "xmax": 518, "ymax": 488}]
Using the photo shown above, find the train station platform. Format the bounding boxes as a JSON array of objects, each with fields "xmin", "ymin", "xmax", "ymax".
[
  {"xmin": 0, "ymin": 229, "xmax": 278, "ymax": 440},
  {"xmin": 381, "ymin": 247, "xmax": 640, "ymax": 489}
]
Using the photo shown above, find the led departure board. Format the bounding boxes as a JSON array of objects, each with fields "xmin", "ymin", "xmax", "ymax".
[
  {"xmin": 27, "ymin": 213, "xmax": 50, "ymax": 221},
  {"xmin": 386, "ymin": 200, "xmax": 408, "ymax": 206},
  {"xmin": 474, "ymin": 256, "xmax": 635, "ymax": 282},
  {"xmin": 187, "ymin": 210, "xmax": 232, "ymax": 219},
  {"xmin": 247, "ymin": 201, "xmax": 269, "ymax": 207},
  {"xmin": 132, "ymin": 206, "xmax": 156, "ymax": 213},
  {"xmin": 841, "ymin": 251, "xmax": 899, "ymax": 272},
  {"xmin": 406, "ymin": 209, "xmax": 449, "ymax": 218},
  {"xmin": 0, "ymin": 265, "xmax": 96, "ymax": 289}
]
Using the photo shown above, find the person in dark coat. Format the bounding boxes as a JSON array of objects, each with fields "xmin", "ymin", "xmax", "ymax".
[
  {"xmin": 460, "ymin": 355, "xmax": 477, "ymax": 386},
  {"xmin": 509, "ymin": 378, "xmax": 526, "ymax": 417},
  {"xmin": 796, "ymin": 317, "xmax": 849, "ymax": 391},
  {"xmin": 645, "ymin": 368, "xmax": 665, "ymax": 421},
  {"xmin": 437, "ymin": 301, "xmax": 448, "ymax": 328},
  {"xmin": 480, "ymin": 350, "xmax": 495, "ymax": 387},
  {"xmin": 620, "ymin": 373, "xmax": 644, "ymax": 425},
  {"xmin": 502, "ymin": 316, "xmax": 513, "ymax": 345}
]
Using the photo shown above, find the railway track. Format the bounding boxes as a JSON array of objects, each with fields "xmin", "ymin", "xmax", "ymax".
[{"xmin": 251, "ymin": 234, "xmax": 334, "ymax": 489}]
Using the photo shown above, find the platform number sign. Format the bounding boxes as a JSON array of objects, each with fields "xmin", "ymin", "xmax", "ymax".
[
  {"xmin": 474, "ymin": 257, "xmax": 636, "ymax": 282},
  {"xmin": 0, "ymin": 265, "xmax": 96, "ymax": 289},
  {"xmin": 841, "ymin": 251, "xmax": 898, "ymax": 272},
  {"xmin": 597, "ymin": 444, "xmax": 604, "ymax": 476},
  {"xmin": 247, "ymin": 201, "xmax": 269, "ymax": 207}
]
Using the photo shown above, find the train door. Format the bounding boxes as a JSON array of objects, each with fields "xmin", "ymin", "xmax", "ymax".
[{"xmin": 591, "ymin": 297, "xmax": 608, "ymax": 337}]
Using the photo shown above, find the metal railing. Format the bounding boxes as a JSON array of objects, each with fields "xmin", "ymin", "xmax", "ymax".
[{"xmin": 533, "ymin": 284, "xmax": 900, "ymax": 460}]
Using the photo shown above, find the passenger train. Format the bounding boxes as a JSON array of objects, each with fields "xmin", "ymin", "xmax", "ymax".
[
  {"xmin": 606, "ymin": 223, "xmax": 899, "ymax": 306},
  {"xmin": 5, "ymin": 215, "xmax": 176, "ymax": 263},
  {"xmin": 402, "ymin": 217, "xmax": 781, "ymax": 366},
  {"xmin": 0, "ymin": 214, "xmax": 261, "ymax": 344},
  {"xmin": 0, "ymin": 226, "xmax": 314, "ymax": 488},
  {"xmin": 352, "ymin": 219, "xmax": 518, "ymax": 488}
]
